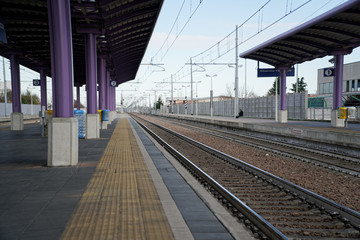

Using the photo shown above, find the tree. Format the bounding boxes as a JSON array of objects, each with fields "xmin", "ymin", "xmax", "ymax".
[
  {"xmin": 73, "ymin": 100, "xmax": 85, "ymax": 109},
  {"xmin": 155, "ymin": 97, "xmax": 163, "ymax": 110},
  {"xmin": 21, "ymin": 90, "xmax": 40, "ymax": 104},
  {"xmin": 224, "ymin": 83, "xmax": 234, "ymax": 97},
  {"xmin": 0, "ymin": 89, "xmax": 12, "ymax": 103},
  {"xmin": 290, "ymin": 77, "xmax": 307, "ymax": 93},
  {"xmin": 267, "ymin": 77, "xmax": 280, "ymax": 96}
]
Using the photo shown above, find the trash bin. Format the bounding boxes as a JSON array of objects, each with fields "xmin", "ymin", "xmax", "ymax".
[
  {"xmin": 74, "ymin": 110, "xmax": 86, "ymax": 139},
  {"xmin": 98, "ymin": 109, "xmax": 102, "ymax": 121},
  {"xmin": 338, "ymin": 107, "xmax": 347, "ymax": 119},
  {"xmin": 102, "ymin": 109, "xmax": 109, "ymax": 121}
]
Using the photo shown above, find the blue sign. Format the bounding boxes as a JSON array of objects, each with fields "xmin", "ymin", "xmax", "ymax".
[
  {"xmin": 257, "ymin": 67, "xmax": 295, "ymax": 77},
  {"xmin": 33, "ymin": 79, "xmax": 41, "ymax": 86},
  {"xmin": 323, "ymin": 68, "xmax": 334, "ymax": 77},
  {"xmin": 0, "ymin": 18, "xmax": 7, "ymax": 44}
]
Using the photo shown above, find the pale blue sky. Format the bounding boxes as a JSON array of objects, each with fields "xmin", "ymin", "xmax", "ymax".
[{"xmin": 122, "ymin": 0, "xmax": 360, "ymax": 106}]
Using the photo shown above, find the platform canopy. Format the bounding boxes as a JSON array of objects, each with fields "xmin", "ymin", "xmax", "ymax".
[
  {"xmin": 0, "ymin": 0, "xmax": 163, "ymax": 85},
  {"xmin": 240, "ymin": 0, "xmax": 360, "ymax": 68}
]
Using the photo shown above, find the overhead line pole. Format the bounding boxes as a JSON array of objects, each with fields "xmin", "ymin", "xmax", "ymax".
[
  {"xmin": 235, "ymin": 25, "xmax": 239, "ymax": 118},
  {"xmin": 171, "ymin": 74, "xmax": 174, "ymax": 114},
  {"xmin": 190, "ymin": 58, "xmax": 193, "ymax": 115}
]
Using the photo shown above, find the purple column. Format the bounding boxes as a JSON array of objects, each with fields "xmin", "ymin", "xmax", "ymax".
[
  {"xmin": 109, "ymin": 86, "xmax": 113, "ymax": 111},
  {"xmin": 333, "ymin": 54, "xmax": 344, "ymax": 109},
  {"xmin": 106, "ymin": 71, "xmax": 110, "ymax": 109},
  {"xmin": 10, "ymin": 55, "xmax": 21, "ymax": 113},
  {"xmin": 113, "ymin": 86, "xmax": 116, "ymax": 111},
  {"xmin": 279, "ymin": 68, "xmax": 287, "ymax": 110},
  {"xmin": 85, "ymin": 33, "xmax": 97, "ymax": 114},
  {"xmin": 110, "ymin": 86, "xmax": 115, "ymax": 111},
  {"xmin": 76, "ymin": 84, "xmax": 80, "ymax": 110},
  {"xmin": 40, "ymin": 68, "xmax": 47, "ymax": 110},
  {"xmin": 48, "ymin": 0, "xmax": 74, "ymax": 117},
  {"xmin": 98, "ymin": 58, "xmax": 106, "ymax": 110}
]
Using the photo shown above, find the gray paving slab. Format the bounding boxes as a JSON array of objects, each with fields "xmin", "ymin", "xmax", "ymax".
[
  {"xmin": 0, "ymin": 118, "xmax": 118, "ymax": 240},
  {"xmin": 129, "ymin": 118, "xmax": 235, "ymax": 240}
]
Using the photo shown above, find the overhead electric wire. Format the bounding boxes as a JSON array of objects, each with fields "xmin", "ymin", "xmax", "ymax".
[{"xmin": 137, "ymin": 0, "xmax": 205, "ymax": 85}]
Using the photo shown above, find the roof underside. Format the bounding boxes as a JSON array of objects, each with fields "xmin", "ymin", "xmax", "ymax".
[
  {"xmin": 240, "ymin": 0, "xmax": 360, "ymax": 68},
  {"xmin": 0, "ymin": 0, "xmax": 163, "ymax": 86}
]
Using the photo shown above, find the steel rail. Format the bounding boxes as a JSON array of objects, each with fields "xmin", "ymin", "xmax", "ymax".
[
  {"xmin": 158, "ymin": 116, "xmax": 360, "ymax": 177},
  {"xmin": 132, "ymin": 114, "xmax": 360, "ymax": 231},
  {"xmin": 132, "ymin": 115, "xmax": 288, "ymax": 240}
]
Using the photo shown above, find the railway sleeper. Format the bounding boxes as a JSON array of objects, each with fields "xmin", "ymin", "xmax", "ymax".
[
  {"xmin": 272, "ymin": 221, "xmax": 347, "ymax": 229},
  {"xmin": 264, "ymin": 214, "xmax": 333, "ymax": 223},
  {"xmin": 248, "ymin": 205, "xmax": 312, "ymax": 211},
  {"xmin": 282, "ymin": 227, "xmax": 360, "ymax": 238},
  {"xmin": 255, "ymin": 208, "xmax": 322, "ymax": 216},
  {"xmin": 240, "ymin": 198, "xmax": 303, "ymax": 205}
]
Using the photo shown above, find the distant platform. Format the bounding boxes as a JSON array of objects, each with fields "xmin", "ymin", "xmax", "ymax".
[{"xmin": 158, "ymin": 113, "xmax": 360, "ymax": 149}]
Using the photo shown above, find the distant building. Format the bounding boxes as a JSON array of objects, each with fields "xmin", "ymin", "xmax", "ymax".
[{"xmin": 317, "ymin": 61, "xmax": 360, "ymax": 107}]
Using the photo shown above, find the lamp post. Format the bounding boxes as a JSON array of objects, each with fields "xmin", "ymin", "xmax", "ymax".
[{"xmin": 205, "ymin": 74, "xmax": 217, "ymax": 117}]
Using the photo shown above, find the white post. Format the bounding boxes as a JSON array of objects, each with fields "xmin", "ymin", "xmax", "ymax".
[
  {"xmin": 234, "ymin": 25, "xmax": 239, "ymax": 118},
  {"xmin": 171, "ymin": 75, "xmax": 174, "ymax": 114},
  {"xmin": 190, "ymin": 58, "xmax": 193, "ymax": 115}
]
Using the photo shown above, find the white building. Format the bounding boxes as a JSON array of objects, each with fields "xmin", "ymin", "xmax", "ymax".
[{"xmin": 317, "ymin": 61, "xmax": 360, "ymax": 107}]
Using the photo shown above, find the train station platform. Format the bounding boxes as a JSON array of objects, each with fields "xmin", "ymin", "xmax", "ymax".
[
  {"xmin": 159, "ymin": 113, "xmax": 360, "ymax": 149},
  {"xmin": 0, "ymin": 114, "xmax": 254, "ymax": 240}
]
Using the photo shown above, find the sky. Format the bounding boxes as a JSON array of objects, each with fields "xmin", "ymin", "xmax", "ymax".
[
  {"xmin": 1, "ymin": 0, "xmax": 359, "ymax": 109},
  {"xmin": 120, "ymin": 0, "xmax": 360, "ymax": 107}
]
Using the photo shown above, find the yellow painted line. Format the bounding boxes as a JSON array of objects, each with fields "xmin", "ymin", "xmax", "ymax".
[{"xmin": 61, "ymin": 118, "xmax": 174, "ymax": 240}]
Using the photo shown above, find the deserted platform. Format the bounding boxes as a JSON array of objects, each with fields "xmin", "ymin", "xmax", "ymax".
[{"xmin": 0, "ymin": 114, "xmax": 253, "ymax": 240}]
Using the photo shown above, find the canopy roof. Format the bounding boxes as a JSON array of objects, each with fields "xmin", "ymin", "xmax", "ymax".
[
  {"xmin": 0, "ymin": 0, "xmax": 163, "ymax": 85},
  {"xmin": 240, "ymin": 0, "xmax": 360, "ymax": 68}
]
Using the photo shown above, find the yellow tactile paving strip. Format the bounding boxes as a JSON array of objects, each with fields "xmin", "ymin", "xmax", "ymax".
[{"xmin": 61, "ymin": 118, "xmax": 174, "ymax": 240}]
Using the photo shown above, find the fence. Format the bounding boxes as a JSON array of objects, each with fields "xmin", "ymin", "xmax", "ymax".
[
  {"xmin": 0, "ymin": 103, "xmax": 42, "ymax": 116},
  {"xmin": 168, "ymin": 92, "xmax": 308, "ymax": 120}
]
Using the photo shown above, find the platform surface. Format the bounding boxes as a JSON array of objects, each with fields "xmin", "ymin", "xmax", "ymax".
[{"xmin": 0, "ymin": 114, "xmax": 253, "ymax": 240}]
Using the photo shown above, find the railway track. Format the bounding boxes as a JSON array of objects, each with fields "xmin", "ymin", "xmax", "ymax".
[
  {"xmin": 131, "ymin": 114, "xmax": 360, "ymax": 240},
  {"xmin": 156, "ymin": 115, "xmax": 360, "ymax": 178}
]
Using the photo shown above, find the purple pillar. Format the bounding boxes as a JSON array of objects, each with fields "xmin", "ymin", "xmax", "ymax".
[
  {"xmin": 40, "ymin": 68, "xmax": 47, "ymax": 110},
  {"xmin": 279, "ymin": 68, "xmax": 287, "ymax": 110},
  {"xmin": 10, "ymin": 55, "xmax": 21, "ymax": 113},
  {"xmin": 48, "ymin": 0, "xmax": 74, "ymax": 117},
  {"xmin": 85, "ymin": 33, "xmax": 97, "ymax": 114},
  {"xmin": 333, "ymin": 54, "xmax": 344, "ymax": 109},
  {"xmin": 113, "ymin": 87, "xmax": 116, "ymax": 111},
  {"xmin": 106, "ymin": 71, "xmax": 110, "ymax": 109},
  {"xmin": 109, "ymin": 86, "xmax": 113, "ymax": 111},
  {"xmin": 110, "ymin": 86, "xmax": 115, "ymax": 111},
  {"xmin": 98, "ymin": 58, "xmax": 106, "ymax": 110},
  {"xmin": 76, "ymin": 84, "xmax": 80, "ymax": 110}
]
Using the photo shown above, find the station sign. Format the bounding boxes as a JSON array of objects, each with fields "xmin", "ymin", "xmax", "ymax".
[
  {"xmin": 33, "ymin": 79, "xmax": 41, "ymax": 86},
  {"xmin": 257, "ymin": 67, "xmax": 295, "ymax": 78},
  {"xmin": 323, "ymin": 68, "xmax": 334, "ymax": 77}
]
